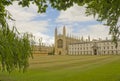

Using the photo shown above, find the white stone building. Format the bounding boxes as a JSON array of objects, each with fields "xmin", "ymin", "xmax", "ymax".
[{"xmin": 68, "ymin": 40, "xmax": 120, "ymax": 55}]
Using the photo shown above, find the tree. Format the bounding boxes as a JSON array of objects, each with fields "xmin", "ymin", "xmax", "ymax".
[
  {"xmin": 0, "ymin": 0, "xmax": 120, "ymax": 72},
  {"xmin": 0, "ymin": 0, "xmax": 33, "ymax": 72}
]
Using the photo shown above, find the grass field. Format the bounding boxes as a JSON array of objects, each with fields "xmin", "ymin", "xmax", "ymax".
[{"xmin": 0, "ymin": 55, "xmax": 120, "ymax": 81}]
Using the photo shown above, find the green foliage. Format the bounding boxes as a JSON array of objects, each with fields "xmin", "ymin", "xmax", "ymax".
[
  {"xmin": 18, "ymin": 0, "xmax": 48, "ymax": 13},
  {"xmin": 0, "ymin": 24, "xmax": 32, "ymax": 73},
  {"xmin": 0, "ymin": 1, "xmax": 32, "ymax": 73},
  {"xmin": 84, "ymin": 0, "xmax": 120, "ymax": 47}
]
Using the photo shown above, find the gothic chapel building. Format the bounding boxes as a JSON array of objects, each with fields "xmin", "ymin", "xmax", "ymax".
[{"xmin": 55, "ymin": 26, "xmax": 120, "ymax": 55}]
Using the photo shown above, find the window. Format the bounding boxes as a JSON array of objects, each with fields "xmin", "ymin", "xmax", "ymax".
[
  {"xmin": 104, "ymin": 51, "xmax": 105, "ymax": 54},
  {"xmin": 86, "ymin": 47, "xmax": 88, "ymax": 50},
  {"xmin": 99, "ymin": 47, "xmax": 101, "ymax": 49},
  {"xmin": 57, "ymin": 39, "xmax": 63, "ymax": 48},
  {"xmin": 112, "ymin": 51, "xmax": 114, "ymax": 54},
  {"xmin": 111, "ymin": 46, "xmax": 113, "ymax": 49},
  {"xmin": 104, "ymin": 47, "xmax": 105, "ymax": 49}
]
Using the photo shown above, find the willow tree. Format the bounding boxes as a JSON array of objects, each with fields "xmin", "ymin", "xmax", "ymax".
[
  {"xmin": 0, "ymin": 0, "xmax": 120, "ymax": 72},
  {"xmin": 0, "ymin": 0, "xmax": 33, "ymax": 72}
]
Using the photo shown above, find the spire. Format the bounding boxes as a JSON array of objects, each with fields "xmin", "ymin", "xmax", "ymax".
[
  {"xmin": 88, "ymin": 36, "xmax": 90, "ymax": 41},
  {"xmin": 70, "ymin": 33, "xmax": 72, "ymax": 38},
  {"xmin": 79, "ymin": 36, "xmax": 81, "ymax": 40},
  {"xmin": 75, "ymin": 36, "xmax": 77, "ymax": 40},
  {"xmin": 67, "ymin": 33, "xmax": 69, "ymax": 37},
  {"xmin": 81, "ymin": 36, "xmax": 84, "ymax": 41},
  {"xmin": 55, "ymin": 27, "xmax": 57, "ymax": 37},
  {"xmin": 106, "ymin": 37, "xmax": 108, "ymax": 40},
  {"xmin": 63, "ymin": 26, "xmax": 66, "ymax": 37},
  {"xmin": 99, "ymin": 38, "xmax": 101, "ymax": 41}
]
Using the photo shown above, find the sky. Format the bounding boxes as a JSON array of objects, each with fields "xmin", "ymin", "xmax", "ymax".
[{"xmin": 6, "ymin": 2, "xmax": 110, "ymax": 45}]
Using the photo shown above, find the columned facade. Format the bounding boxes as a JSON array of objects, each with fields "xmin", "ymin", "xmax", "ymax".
[{"xmin": 68, "ymin": 41, "xmax": 120, "ymax": 55}]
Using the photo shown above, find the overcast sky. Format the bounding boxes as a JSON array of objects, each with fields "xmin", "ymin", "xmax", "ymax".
[{"xmin": 7, "ymin": 2, "xmax": 110, "ymax": 45}]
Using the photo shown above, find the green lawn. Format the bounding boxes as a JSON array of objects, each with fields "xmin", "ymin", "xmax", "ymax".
[{"xmin": 0, "ymin": 55, "xmax": 120, "ymax": 81}]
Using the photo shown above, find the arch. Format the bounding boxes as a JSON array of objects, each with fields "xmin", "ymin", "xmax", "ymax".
[
  {"xmin": 59, "ymin": 51, "xmax": 61, "ymax": 55},
  {"xmin": 94, "ymin": 49, "xmax": 97, "ymax": 55},
  {"xmin": 57, "ymin": 39, "xmax": 63, "ymax": 48}
]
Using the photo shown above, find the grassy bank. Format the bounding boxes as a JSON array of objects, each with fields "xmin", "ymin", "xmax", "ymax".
[{"xmin": 0, "ymin": 55, "xmax": 120, "ymax": 81}]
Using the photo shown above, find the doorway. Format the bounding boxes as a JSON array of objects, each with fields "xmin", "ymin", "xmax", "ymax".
[
  {"xmin": 59, "ymin": 51, "xmax": 61, "ymax": 55},
  {"xmin": 94, "ymin": 49, "xmax": 97, "ymax": 55}
]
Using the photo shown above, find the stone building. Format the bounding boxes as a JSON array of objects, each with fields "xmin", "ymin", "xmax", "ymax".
[
  {"xmin": 55, "ymin": 26, "xmax": 120, "ymax": 55},
  {"xmin": 32, "ymin": 45, "xmax": 53, "ymax": 55},
  {"xmin": 55, "ymin": 26, "xmax": 80, "ymax": 55},
  {"xmin": 68, "ymin": 40, "xmax": 120, "ymax": 55}
]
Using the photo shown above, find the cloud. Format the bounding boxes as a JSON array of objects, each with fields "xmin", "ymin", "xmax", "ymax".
[
  {"xmin": 15, "ymin": 20, "xmax": 48, "ymax": 33},
  {"xmin": 6, "ymin": 2, "xmax": 48, "ymax": 31},
  {"xmin": 6, "ymin": 2, "xmax": 54, "ymax": 45},
  {"xmin": 69, "ymin": 24, "xmax": 110, "ymax": 40},
  {"xmin": 33, "ymin": 32, "xmax": 54, "ymax": 46},
  {"xmin": 57, "ymin": 4, "xmax": 95, "ymax": 23},
  {"xmin": 118, "ymin": 18, "xmax": 120, "ymax": 26}
]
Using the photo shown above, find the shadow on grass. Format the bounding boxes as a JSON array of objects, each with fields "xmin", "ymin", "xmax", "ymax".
[{"xmin": 0, "ymin": 74, "xmax": 13, "ymax": 81}]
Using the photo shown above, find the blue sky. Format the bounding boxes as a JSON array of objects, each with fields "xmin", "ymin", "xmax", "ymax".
[{"xmin": 7, "ymin": 2, "xmax": 110, "ymax": 45}]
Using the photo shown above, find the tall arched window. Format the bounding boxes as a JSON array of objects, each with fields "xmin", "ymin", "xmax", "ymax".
[{"xmin": 57, "ymin": 39, "xmax": 63, "ymax": 48}]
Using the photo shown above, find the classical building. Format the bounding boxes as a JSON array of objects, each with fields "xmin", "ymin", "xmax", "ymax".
[{"xmin": 55, "ymin": 26, "xmax": 120, "ymax": 55}]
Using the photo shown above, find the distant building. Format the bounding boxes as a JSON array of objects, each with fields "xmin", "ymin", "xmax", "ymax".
[
  {"xmin": 32, "ymin": 45, "xmax": 53, "ymax": 55},
  {"xmin": 55, "ymin": 26, "xmax": 120, "ymax": 55}
]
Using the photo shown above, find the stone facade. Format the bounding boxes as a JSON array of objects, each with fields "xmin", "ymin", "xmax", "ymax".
[
  {"xmin": 68, "ymin": 40, "xmax": 120, "ymax": 55},
  {"xmin": 32, "ymin": 45, "xmax": 53, "ymax": 55},
  {"xmin": 55, "ymin": 26, "xmax": 80, "ymax": 55},
  {"xmin": 55, "ymin": 26, "xmax": 120, "ymax": 55}
]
